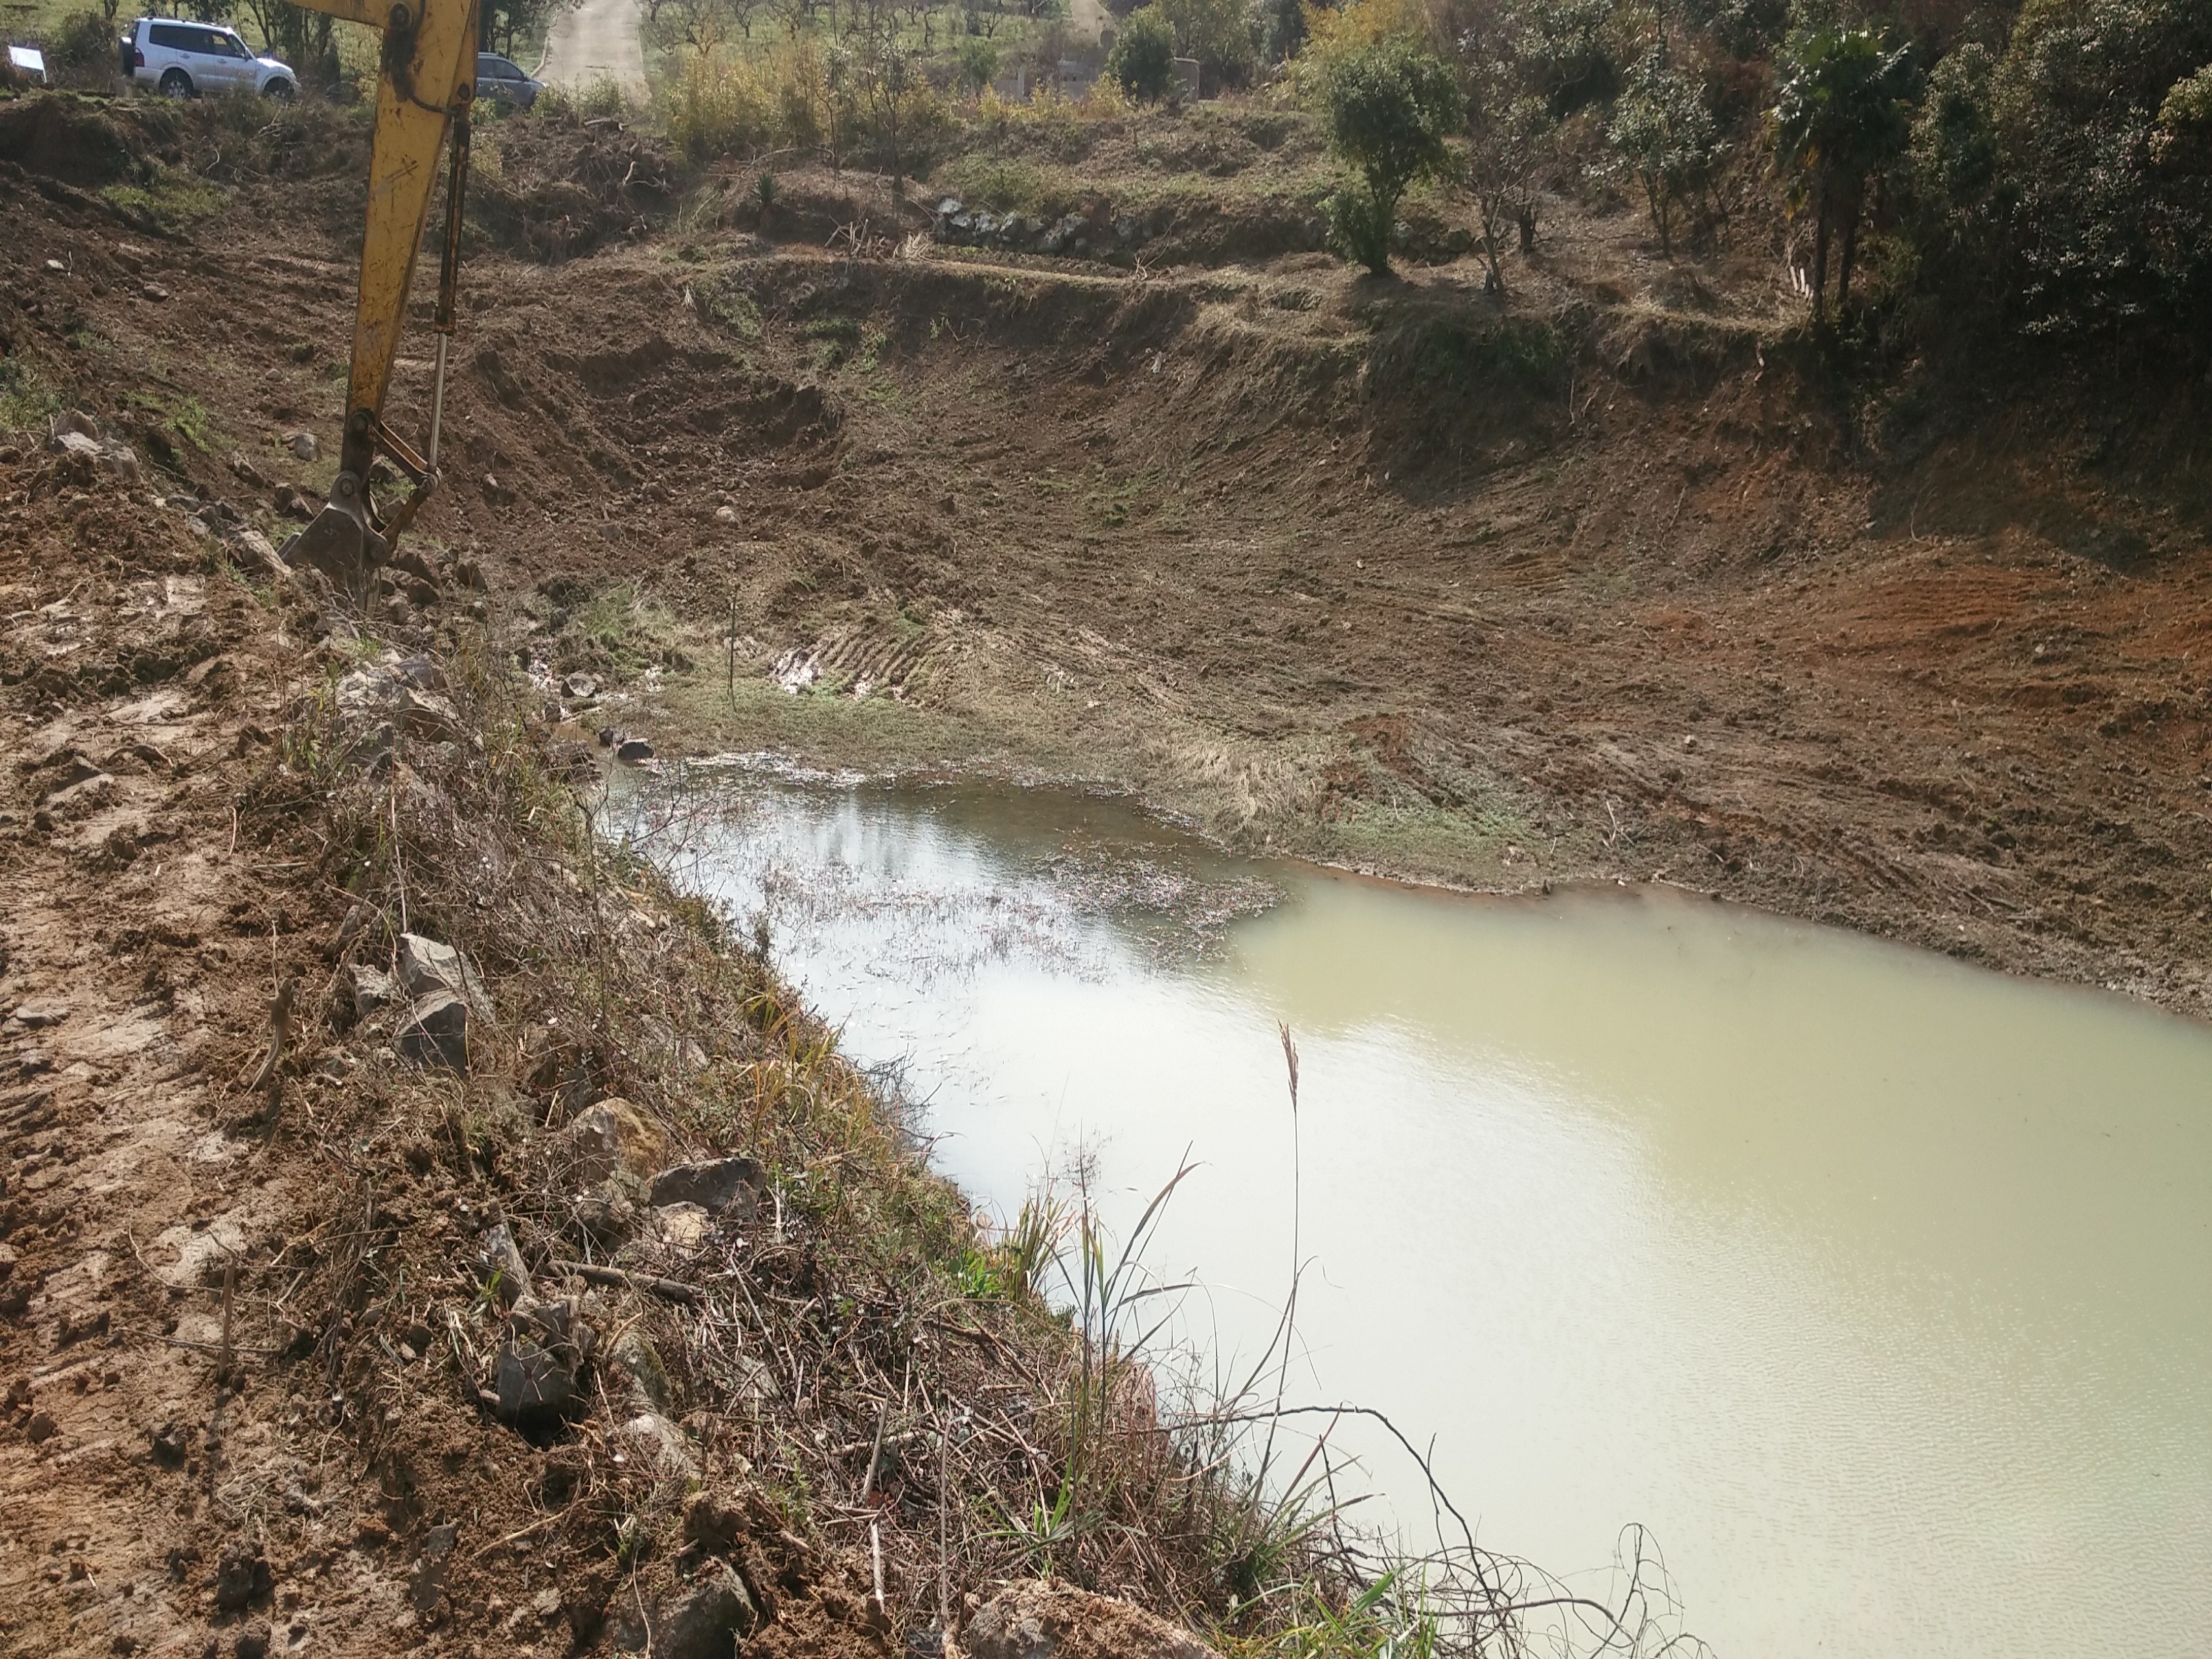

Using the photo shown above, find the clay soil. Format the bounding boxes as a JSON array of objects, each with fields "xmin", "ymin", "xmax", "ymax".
[{"xmin": 1, "ymin": 82, "xmax": 2210, "ymax": 1658}]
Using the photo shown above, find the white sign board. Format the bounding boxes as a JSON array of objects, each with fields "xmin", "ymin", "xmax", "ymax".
[{"xmin": 8, "ymin": 45, "xmax": 47, "ymax": 82}]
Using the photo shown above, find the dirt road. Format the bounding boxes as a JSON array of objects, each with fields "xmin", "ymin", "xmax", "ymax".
[{"xmin": 537, "ymin": 0, "xmax": 647, "ymax": 94}]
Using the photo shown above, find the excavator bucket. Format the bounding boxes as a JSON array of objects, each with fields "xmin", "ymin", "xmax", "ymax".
[
  {"xmin": 277, "ymin": 0, "xmax": 477, "ymax": 601},
  {"xmin": 284, "ymin": 478, "xmax": 388, "ymax": 596}
]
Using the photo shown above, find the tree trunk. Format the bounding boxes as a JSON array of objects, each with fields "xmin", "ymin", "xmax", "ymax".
[
  {"xmin": 1517, "ymin": 202, "xmax": 1536, "ymax": 253},
  {"xmin": 1811, "ymin": 176, "xmax": 1830, "ymax": 321},
  {"xmin": 1476, "ymin": 189, "xmax": 1506, "ymax": 295},
  {"xmin": 1837, "ymin": 182, "xmax": 1862, "ymax": 312}
]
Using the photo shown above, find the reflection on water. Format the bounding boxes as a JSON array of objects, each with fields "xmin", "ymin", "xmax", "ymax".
[{"xmin": 636, "ymin": 766, "xmax": 2212, "ymax": 1659}]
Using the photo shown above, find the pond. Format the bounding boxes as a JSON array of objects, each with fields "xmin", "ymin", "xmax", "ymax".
[{"xmin": 631, "ymin": 764, "xmax": 2212, "ymax": 1659}]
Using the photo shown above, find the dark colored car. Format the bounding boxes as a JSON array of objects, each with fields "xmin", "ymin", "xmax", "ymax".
[{"xmin": 476, "ymin": 52, "xmax": 542, "ymax": 110}]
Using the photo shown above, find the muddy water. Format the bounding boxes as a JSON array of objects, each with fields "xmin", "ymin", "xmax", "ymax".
[{"xmin": 638, "ymin": 769, "xmax": 2212, "ymax": 1659}]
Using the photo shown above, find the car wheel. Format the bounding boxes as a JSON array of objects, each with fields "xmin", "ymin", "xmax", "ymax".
[
  {"xmin": 159, "ymin": 68, "xmax": 193, "ymax": 98},
  {"xmin": 262, "ymin": 78, "xmax": 295, "ymax": 101}
]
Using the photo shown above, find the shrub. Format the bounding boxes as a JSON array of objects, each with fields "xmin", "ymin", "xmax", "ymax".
[
  {"xmin": 49, "ymin": 9, "xmax": 119, "ymax": 85},
  {"xmin": 1107, "ymin": 5, "xmax": 1177, "ymax": 104},
  {"xmin": 659, "ymin": 41, "xmax": 823, "ymax": 162},
  {"xmin": 1319, "ymin": 35, "xmax": 1462, "ymax": 276},
  {"xmin": 957, "ymin": 35, "xmax": 1000, "ymax": 96}
]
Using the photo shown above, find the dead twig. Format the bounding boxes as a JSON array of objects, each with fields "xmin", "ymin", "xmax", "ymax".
[{"xmin": 555, "ymin": 1261, "xmax": 704, "ymax": 1305}]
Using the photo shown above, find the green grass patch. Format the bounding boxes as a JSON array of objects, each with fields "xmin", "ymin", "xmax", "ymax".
[
  {"xmin": 0, "ymin": 356, "xmax": 60, "ymax": 436},
  {"xmin": 101, "ymin": 175, "xmax": 228, "ymax": 232},
  {"xmin": 940, "ymin": 155, "xmax": 1081, "ymax": 218}
]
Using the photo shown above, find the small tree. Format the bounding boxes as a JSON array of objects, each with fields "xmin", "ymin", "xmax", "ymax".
[
  {"xmin": 1608, "ymin": 49, "xmax": 1721, "ymax": 258},
  {"xmin": 864, "ymin": 42, "xmax": 909, "ymax": 191},
  {"xmin": 1771, "ymin": 26, "xmax": 1918, "ymax": 317},
  {"xmin": 1321, "ymin": 37, "xmax": 1463, "ymax": 276},
  {"xmin": 1106, "ymin": 5, "xmax": 1176, "ymax": 104},
  {"xmin": 1160, "ymin": 0, "xmax": 1258, "ymax": 93},
  {"xmin": 1434, "ymin": 0, "xmax": 1554, "ymax": 293},
  {"xmin": 956, "ymin": 34, "xmax": 999, "ymax": 95}
]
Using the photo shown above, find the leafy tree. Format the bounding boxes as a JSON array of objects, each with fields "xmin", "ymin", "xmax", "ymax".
[
  {"xmin": 1160, "ymin": 0, "xmax": 1258, "ymax": 91},
  {"xmin": 1433, "ymin": 0, "xmax": 1556, "ymax": 293},
  {"xmin": 956, "ymin": 34, "xmax": 999, "ymax": 94},
  {"xmin": 1981, "ymin": 0, "xmax": 2212, "ymax": 348},
  {"xmin": 1517, "ymin": 0, "xmax": 1617, "ymax": 116},
  {"xmin": 1771, "ymin": 26, "xmax": 1918, "ymax": 316},
  {"xmin": 1107, "ymin": 5, "xmax": 1176, "ymax": 102},
  {"xmin": 1320, "ymin": 35, "xmax": 1463, "ymax": 276},
  {"xmin": 1610, "ymin": 48, "xmax": 1722, "ymax": 258},
  {"xmin": 1899, "ymin": 37, "xmax": 2001, "ymax": 304},
  {"xmin": 478, "ymin": 0, "xmax": 583, "ymax": 58}
]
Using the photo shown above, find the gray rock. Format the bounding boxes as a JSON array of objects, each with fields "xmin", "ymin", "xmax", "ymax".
[
  {"xmin": 348, "ymin": 964, "xmax": 396, "ymax": 1021},
  {"xmin": 615, "ymin": 737, "xmax": 655, "ymax": 763},
  {"xmin": 331, "ymin": 653, "xmax": 465, "ymax": 743},
  {"xmin": 495, "ymin": 1340, "xmax": 577, "ymax": 1422},
  {"xmin": 565, "ymin": 672, "xmax": 598, "ymax": 701},
  {"xmin": 396, "ymin": 933, "xmax": 493, "ymax": 1020},
  {"xmin": 649, "ymin": 1158, "xmax": 764, "ymax": 1221},
  {"xmin": 615, "ymin": 1410, "xmax": 698, "ymax": 1480},
  {"xmin": 480, "ymin": 1223, "xmax": 531, "ymax": 1305},
  {"xmin": 608, "ymin": 1328, "xmax": 671, "ymax": 1412},
  {"xmin": 653, "ymin": 1200, "xmax": 712, "ymax": 1250},
  {"xmin": 659, "ymin": 1563, "xmax": 759, "ymax": 1659},
  {"xmin": 49, "ymin": 426, "xmax": 141, "ymax": 483},
  {"xmin": 965, "ymin": 1582, "xmax": 1218, "ymax": 1659},
  {"xmin": 562, "ymin": 1098, "xmax": 667, "ymax": 1185},
  {"xmin": 287, "ymin": 430, "xmax": 319, "ymax": 462},
  {"xmin": 228, "ymin": 527, "xmax": 291, "ymax": 583},
  {"xmin": 396, "ymin": 989, "xmax": 469, "ymax": 1070},
  {"xmin": 511, "ymin": 1292, "xmax": 578, "ymax": 1345},
  {"xmin": 573, "ymin": 1187, "xmax": 637, "ymax": 1245},
  {"xmin": 611, "ymin": 1563, "xmax": 756, "ymax": 1658}
]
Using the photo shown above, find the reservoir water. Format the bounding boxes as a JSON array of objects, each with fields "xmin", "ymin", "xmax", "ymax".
[{"xmin": 635, "ymin": 766, "xmax": 2212, "ymax": 1658}]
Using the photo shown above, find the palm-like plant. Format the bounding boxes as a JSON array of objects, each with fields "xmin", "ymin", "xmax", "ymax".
[{"xmin": 1772, "ymin": 27, "xmax": 1919, "ymax": 319}]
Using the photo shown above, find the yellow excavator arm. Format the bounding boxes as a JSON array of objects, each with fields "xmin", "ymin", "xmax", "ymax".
[{"xmin": 285, "ymin": 0, "xmax": 479, "ymax": 591}]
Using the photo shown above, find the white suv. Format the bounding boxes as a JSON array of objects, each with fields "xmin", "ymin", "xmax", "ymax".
[{"xmin": 123, "ymin": 17, "xmax": 296, "ymax": 100}]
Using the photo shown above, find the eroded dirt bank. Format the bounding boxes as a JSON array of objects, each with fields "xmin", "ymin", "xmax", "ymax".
[
  {"xmin": 411, "ymin": 197, "xmax": 2210, "ymax": 1017},
  {"xmin": 10, "ymin": 98, "xmax": 2210, "ymax": 1027}
]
